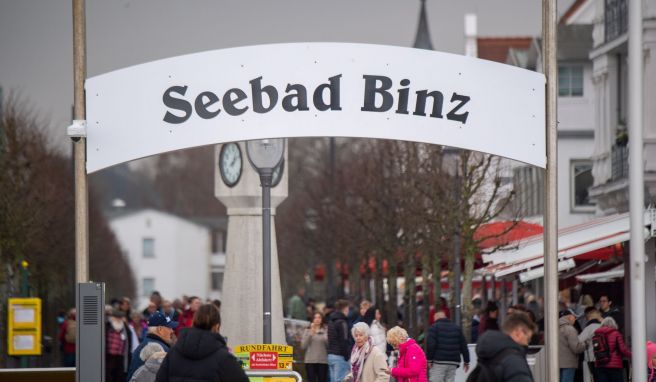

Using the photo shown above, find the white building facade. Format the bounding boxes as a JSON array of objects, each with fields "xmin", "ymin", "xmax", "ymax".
[{"xmin": 108, "ymin": 208, "xmax": 226, "ymax": 308}]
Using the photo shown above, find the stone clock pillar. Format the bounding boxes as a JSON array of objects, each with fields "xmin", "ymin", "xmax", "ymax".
[{"xmin": 214, "ymin": 142, "xmax": 288, "ymax": 346}]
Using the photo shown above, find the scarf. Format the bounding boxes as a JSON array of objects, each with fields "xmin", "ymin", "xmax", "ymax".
[{"xmin": 350, "ymin": 337, "xmax": 374, "ymax": 382}]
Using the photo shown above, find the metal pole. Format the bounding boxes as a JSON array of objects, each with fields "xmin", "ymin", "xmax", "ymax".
[
  {"xmin": 542, "ymin": 0, "xmax": 559, "ymax": 379},
  {"xmin": 73, "ymin": 0, "xmax": 89, "ymax": 284},
  {"xmin": 261, "ymin": 169, "xmax": 273, "ymax": 344},
  {"xmin": 628, "ymin": 0, "xmax": 646, "ymax": 379},
  {"xmin": 73, "ymin": 1, "xmax": 89, "ymax": 381}
]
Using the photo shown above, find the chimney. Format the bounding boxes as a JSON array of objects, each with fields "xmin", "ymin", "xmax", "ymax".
[{"xmin": 464, "ymin": 13, "xmax": 478, "ymax": 57}]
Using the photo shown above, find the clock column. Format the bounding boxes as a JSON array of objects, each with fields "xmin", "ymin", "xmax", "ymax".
[{"xmin": 214, "ymin": 142, "xmax": 288, "ymax": 346}]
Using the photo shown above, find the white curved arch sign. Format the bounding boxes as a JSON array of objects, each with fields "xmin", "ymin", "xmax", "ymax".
[{"xmin": 85, "ymin": 43, "xmax": 545, "ymax": 173}]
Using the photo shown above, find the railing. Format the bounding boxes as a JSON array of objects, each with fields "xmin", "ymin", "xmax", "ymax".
[
  {"xmin": 611, "ymin": 145, "xmax": 629, "ymax": 181},
  {"xmin": 246, "ymin": 369, "xmax": 303, "ymax": 381},
  {"xmin": 605, "ymin": 0, "xmax": 628, "ymax": 42}
]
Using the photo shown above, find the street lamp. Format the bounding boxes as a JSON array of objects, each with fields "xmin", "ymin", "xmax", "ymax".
[{"xmin": 246, "ymin": 138, "xmax": 285, "ymax": 344}]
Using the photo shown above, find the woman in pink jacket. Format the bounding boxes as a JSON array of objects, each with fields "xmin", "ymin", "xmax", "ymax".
[{"xmin": 386, "ymin": 326, "xmax": 428, "ymax": 382}]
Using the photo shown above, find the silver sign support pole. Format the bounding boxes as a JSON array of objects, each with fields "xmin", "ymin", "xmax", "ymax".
[
  {"xmin": 628, "ymin": 0, "xmax": 646, "ymax": 380},
  {"xmin": 542, "ymin": 0, "xmax": 559, "ymax": 379}
]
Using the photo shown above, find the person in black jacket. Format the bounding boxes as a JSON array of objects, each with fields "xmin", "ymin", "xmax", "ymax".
[
  {"xmin": 471, "ymin": 312, "xmax": 536, "ymax": 382},
  {"xmin": 427, "ymin": 311, "xmax": 470, "ymax": 382},
  {"xmin": 155, "ymin": 304, "xmax": 248, "ymax": 382},
  {"xmin": 327, "ymin": 299, "xmax": 352, "ymax": 382}
]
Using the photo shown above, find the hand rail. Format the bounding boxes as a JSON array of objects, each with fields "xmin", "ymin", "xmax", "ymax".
[{"xmin": 245, "ymin": 369, "xmax": 303, "ymax": 381}]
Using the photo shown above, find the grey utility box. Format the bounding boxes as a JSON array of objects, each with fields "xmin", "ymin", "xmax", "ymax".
[{"xmin": 77, "ymin": 282, "xmax": 105, "ymax": 382}]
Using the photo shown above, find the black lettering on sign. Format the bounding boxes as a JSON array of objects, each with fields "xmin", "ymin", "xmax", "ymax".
[
  {"xmin": 447, "ymin": 93, "xmax": 470, "ymax": 123},
  {"xmin": 195, "ymin": 91, "xmax": 220, "ymax": 119},
  {"xmin": 282, "ymin": 84, "xmax": 309, "ymax": 112},
  {"xmin": 361, "ymin": 75, "xmax": 393, "ymax": 112},
  {"xmin": 313, "ymin": 74, "xmax": 342, "ymax": 111},
  {"xmin": 250, "ymin": 77, "xmax": 278, "ymax": 113},
  {"xmin": 162, "ymin": 86, "xmax": 192, "ymax": 124}
]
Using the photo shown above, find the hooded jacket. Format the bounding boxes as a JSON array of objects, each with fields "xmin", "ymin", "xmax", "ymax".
[
  {"xmin": 327, "ymin": 311, "xmax": 351, "ymax": 360},
  {"xmin": 558, "ymin": 316, "xmax": 586, "ymax": 368},
  {"xmin": 475, "ymin": 330, "xmax": 533, "ymax": 382},
  {"xmin": 130, "ymin": 354, "xmax": 165, "ymax": 382},
  {"xmin": 128, "ymin": 333, "xmax": 170, "ymax": 380},
  {"xmin": 391, "ymin": 338, "xmax": 428, "ymax": 382},
  {"xmin": 155, "ymin": 327, "xmax": 248, "ymax": 382},
  {"xmin": 593, "ymin": 326, "xmax": 631, "ymax": 369},
  {"xmin": 647, "ymin": 341, "xmax": 656, "ymax": 382}
]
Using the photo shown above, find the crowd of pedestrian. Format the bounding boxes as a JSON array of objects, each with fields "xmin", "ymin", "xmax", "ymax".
[
  {"xmin": 57, "ymin": 291, "xmax": 243, "ymax": 382},
  {"xmin": 54, "ymin": 287, "xmax": 647, "ymax": 382},
  {"xmin": 286, "ymin": 288, "xmax": 652, "ymax": 382}
]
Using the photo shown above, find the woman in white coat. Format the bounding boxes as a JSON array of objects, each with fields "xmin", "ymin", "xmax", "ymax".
[{"xmin": 343, "ymin": 322, "xmax": 389, "ymax": 382}]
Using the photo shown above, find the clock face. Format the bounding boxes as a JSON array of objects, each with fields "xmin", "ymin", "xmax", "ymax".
[
  {"xmin": 271, "ymin": 159, "xmax": 284, "ymax": 188},
  {"xmin": 219, "ymin": 143, "xmax": 242, "ymax": 187}
]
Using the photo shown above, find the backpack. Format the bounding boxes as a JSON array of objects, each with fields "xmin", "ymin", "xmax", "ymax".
[
  {"xmin": 592, "ymin": 332, "xmax": 612, "ymax": 364},
  {"xmin": 64, "ymin": 320, "xmax": 76, "ymax": 343},
  {"xmin": 466, "ymin": 348, "xmax": 516, "ymax": 382}
]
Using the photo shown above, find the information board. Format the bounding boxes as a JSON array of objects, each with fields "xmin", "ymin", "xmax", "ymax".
[
  {"xmin": 7, "ymin": 298, "xmax": 42, "ymax": 355},
  {"xmin": 235, "ymin": 344, "xmax": 294, "ymax": 370}
]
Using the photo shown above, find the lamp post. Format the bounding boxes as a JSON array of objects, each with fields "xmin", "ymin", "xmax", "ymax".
[{"xmin": 246, "ymin": 139, "xmax": 285, "ymax": 344}]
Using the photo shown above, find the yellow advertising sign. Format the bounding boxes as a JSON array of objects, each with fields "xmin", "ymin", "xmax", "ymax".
[
  {"xmin": 235, "ymin": 344, "xmax": 293, "ymax": 370},
  {"xmin": 7, "ymin": 298, "xmax": 42, "ymax": 355}
]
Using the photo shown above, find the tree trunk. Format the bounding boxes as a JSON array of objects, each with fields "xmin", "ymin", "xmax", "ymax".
[
  {"xmin": 461, "ymin": 243, "xmax": 476, "ymax": 343},
  {"xmin": 387, "ymin": 272, "xmax": 398, "ymax": 326},
  {"xmin": 432, "ymin": 249, "xmax": 442, "ymax": 314},
  {"xmin": 375, "ymin": 254, "xmax": 384, "ymax": 311},
  {"xmin": 421, "ymin": 253, "xmax": 430, "ymax": 328},
  {"xmin": 405, "ymin": 253, "xmax": 416, "ymax": 336}
]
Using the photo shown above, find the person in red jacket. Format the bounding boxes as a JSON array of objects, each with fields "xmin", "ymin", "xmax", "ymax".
[
  {"xmin": 594, "ymin": 317, "xmax": 631, "ymax": 382},
  {"xmin": 176, "ymin": 296, "xmax": 201, "ymax": 335},
  {"xmin": 58, "ymin": 308, "xmax": 76, "ymax": 367},
  {"xmin": 386, "ymin": 326, "xmax": 428, "ymax": 382}
]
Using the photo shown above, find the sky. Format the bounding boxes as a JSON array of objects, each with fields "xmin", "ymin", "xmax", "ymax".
[{"xmin": 0, "ymin": 0, "xmax": 575, "ymax": 151}]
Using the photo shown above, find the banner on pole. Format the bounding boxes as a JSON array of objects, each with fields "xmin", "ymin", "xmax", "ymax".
[{"xmin": 85, "ymin": 43, "xmax": 545, "ymax": 173}]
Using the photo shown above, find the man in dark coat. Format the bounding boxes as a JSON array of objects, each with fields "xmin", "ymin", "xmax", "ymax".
[
  {"xmin": 427, "ymin": 311, "xmax": 470, "ymax": 382},
  {"xmin": 327, "ymin": 299, "xmax": 351, "ymax": 382},
  {"xmin": 127, "ymin": 311, "xmax": 177, "ymax": 381},
  {"xmin": 473, "ymin": 312, "xmax": 536, "ymax": 382}
]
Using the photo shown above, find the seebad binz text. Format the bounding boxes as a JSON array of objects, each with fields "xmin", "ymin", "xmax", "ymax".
[{"xmin": 162, "ymin": 74, "xmax": 470, "ymax": 124}]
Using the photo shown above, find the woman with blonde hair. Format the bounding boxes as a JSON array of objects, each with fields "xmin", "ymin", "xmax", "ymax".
[
  {"xmin": 343, "ymin": 322, "xmax": 388, "ymax": 382},
  {"xmin": 386, "ymin": 326, "xmax": 427, "ymax": 382}
]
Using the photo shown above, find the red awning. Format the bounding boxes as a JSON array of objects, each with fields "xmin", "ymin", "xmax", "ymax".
[{"xmin": 475, "ymin": 221, "xmax": 544, "ymax": 249}]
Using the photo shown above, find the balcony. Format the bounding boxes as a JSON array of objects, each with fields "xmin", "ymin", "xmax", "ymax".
[
  {"xmin": 611, "ymin": 145, "xmax": 629, "ymax": 181},
  {"xmin": 605, "ymin": 0, "xmax": 628, "ymax": 43}
]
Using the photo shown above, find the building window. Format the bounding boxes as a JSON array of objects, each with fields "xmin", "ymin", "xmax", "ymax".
[
  {"xmin": 571, "ymin": 160, "xmax": 595, "ymax": 212},
  {"xmin": 558, "ymin": 65, "xmax": 583, "ymax": 97},
  {"xmin": 211, "ymin": 230, "xmax": 226, "ymax": 254},
  {"xmin": 142, "ymin": 278, "xmax": 155, "ymax": 296},
  {"xmin": 142, "ymin": 238, "xmax": 155, "ymax": 258},
  {"xmin": 211, "ymin": 272, "xmax": 224, "ymax": 291}
]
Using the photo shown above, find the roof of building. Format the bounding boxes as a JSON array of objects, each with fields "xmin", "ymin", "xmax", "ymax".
[
  {"xmin": 106, "ymin": 207, "xmax": 224, "ymax": 231},
  {"xmin": 413, "ymin": 0, "xmax": 433, "ymax": 50},
  {"xmin": 560, "ymin": 0, "xmax": 590, "ymax": 25},
  {"xmin": 476, "ymin": 37, "xmax": 533, "ymax": 63}
]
